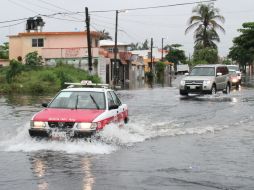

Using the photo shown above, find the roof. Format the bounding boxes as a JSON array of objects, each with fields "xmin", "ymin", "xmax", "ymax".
[
  {"xmin": 9, "ymin": 31, "xmax": 100, "ymax": 38},
  {"xmin": 195, "ymin": 64, "xmax": 226, "ymax": 68},
  {"xmin": 130, "ymin": 48, "xmax": 168, "ymax": 59},
  {"xmin": 99, "ymin": 40, "xmax": 130, "ymax": 47}
]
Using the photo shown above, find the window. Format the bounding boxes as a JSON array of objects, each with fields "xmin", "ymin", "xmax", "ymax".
[
  {"xmin": 107, "ymin": 48, "xmax": 113, "ymax": 52},
  {"xmin": 110, "ymin": 91, "xmax": 122, "ymax": 106},
  {"xmin": 217, "ymin": 67, "xmax": 228, "ymax": 75},
  {"xmin": 32, "ymin": 38, "xmax": 44, "ymax": 47},
  {"xmin": 107, "ymin": 92, "xmax": 115, "ymax": 107},
  {"xmin": 48, "ymin": 91, "xmax": 106, "ymax": 110},
  {"xmin": 190, "ymin": 67, "xmax": 215, "ymax": 76}
]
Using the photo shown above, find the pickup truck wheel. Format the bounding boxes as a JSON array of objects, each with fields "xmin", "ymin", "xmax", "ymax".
[
  {"xmin": 236, "ymin": 83, "xmax": 240, "ymax": 89},
  {"xmin": 180, "ymin": 90, "xmax": 188, "ymax": 96},
  {"xmin": 223, "ymin": 83, "xmax": 230, "ymax": 94},
  {"xmin": 211, "ymin": 85, "xmax": 216, "ymax": 95}
]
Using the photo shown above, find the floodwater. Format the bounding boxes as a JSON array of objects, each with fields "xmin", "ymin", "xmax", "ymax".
[{"xmin": 0, "ymin": 85, "xmax": 254, "ymax": 190}]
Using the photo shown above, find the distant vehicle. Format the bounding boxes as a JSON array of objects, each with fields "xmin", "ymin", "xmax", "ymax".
[
  {"xmin": 229, "ymin": 70, "xmax": 240, "ymax": 89},
  {"xmin": 29, "ymin": 81, "xmax": 129, "ymax": 138},
  {"xmin": 227, "ymin": 65, "xmax": 242, "ymax": 84},
  {"xmin": 179, "ymin": 64, "xmax": 231, "ymax": 96},
  {"xmin": 175, "ymin": 64, "xmax": 190, "ymax": 74}
]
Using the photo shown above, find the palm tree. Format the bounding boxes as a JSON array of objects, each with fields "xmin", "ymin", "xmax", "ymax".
[
  {"xmin": 98, "ymin": 29, "xmax": 112, "ymax": 40},
  {"xmin": 185, "ymin": 3, "xmax": 225, "ymax": 49}
]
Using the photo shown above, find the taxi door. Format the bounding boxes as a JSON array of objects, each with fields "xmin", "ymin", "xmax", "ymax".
[
  {"xmin": 106, "ymin": 91, "xmax": 120, "ymax": 124},
  {"xmin": 107, "ymin": 91, "xmax": 124, "ymax": 125}
]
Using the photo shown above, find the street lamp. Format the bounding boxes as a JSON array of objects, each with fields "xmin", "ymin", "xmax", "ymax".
[{"xmin": 113, "ymin": 9, "xmax": 127, "ymax": 86}]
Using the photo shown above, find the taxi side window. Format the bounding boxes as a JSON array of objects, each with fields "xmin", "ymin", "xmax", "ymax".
[
  {"xmin": 110, "ymin": 91, "xmax": 122, "ymax": 106},
  {"xmin": 107, "ymin": 92, "xmax": 115, "ymax": 107}
]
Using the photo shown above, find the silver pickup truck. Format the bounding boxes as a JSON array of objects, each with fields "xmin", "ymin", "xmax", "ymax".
[{"xmin": 179, "ymin": 64, "xmax": 231, "ymax": 96}]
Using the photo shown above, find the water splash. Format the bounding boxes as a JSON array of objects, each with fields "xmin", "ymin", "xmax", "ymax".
[{"xmin": 0, "ymin": 120, "xmax": 227, "ymax": 155}]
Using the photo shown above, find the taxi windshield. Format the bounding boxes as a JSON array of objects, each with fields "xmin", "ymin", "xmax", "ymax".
[
  {"xmin": 48, "ymin": 91, "xmax": 106, "ymax": 110},
  {"xmin": 190, "ymin": 67, "xmax": 215, "ymax": 76}
]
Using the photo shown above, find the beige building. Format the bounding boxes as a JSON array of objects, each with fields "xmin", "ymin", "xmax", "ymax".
[{"xmin": 9, "ymin": 31, "xmax": 100, "ymax": 65}]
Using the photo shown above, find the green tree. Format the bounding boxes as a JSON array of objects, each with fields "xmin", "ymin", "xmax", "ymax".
[
  {"xmin": 25, "ymin": 51, "xmax": 43, "ymax": 67},
  {"xmin": 185, "ymin": 3, "xmax": 225, "ymax": 49},
  {"xmin": 155, "ymin": 61, "xmax": 166, "ymax": 84},
  {"xmin": 165, "ymin": 44, "xmax": 187, "ymax": 72},
  {"xmin": 193, "ymin": 47, "xmax": 218, "ymax": 64},
  {"xmin": 98, "ymin": 29, "xmax": 112, "ymax": 40},
  {"xmin": 0, "ymin": 42, "xmax": 9, "ymax": 59},
  {"xmin": 141, "ymin": 39, "xmax": 149, "ymax": 50},
  {"xmin": 129, "ymin": 42, "xmax": 140, "ymax": 50},
  {"xmin": 228, "ymin": 22, "xmax": 254, "ymax": 72}
]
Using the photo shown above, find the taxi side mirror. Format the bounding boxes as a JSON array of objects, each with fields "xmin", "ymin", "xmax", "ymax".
[
  {"xmin": 42, "ymin": 103, "xmax": 48, "ymax": 107},
  {"xmin": 109, "ymin": 104, "xmax": 119, "ymax": 110}
]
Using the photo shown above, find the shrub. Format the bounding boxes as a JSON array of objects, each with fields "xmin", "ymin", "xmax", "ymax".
[{"xmin": 6, "ymin": 59, "xmax": 24, "ymax": 83}]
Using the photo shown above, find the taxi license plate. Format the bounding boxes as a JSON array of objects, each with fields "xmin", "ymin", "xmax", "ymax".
[
  {"xmin": 51, "ymin": 131, "xmax": 67, "ymax": 139},
  {"xmin": 190, "ymin": 85, "xmax": 196, "ymax": 89}
]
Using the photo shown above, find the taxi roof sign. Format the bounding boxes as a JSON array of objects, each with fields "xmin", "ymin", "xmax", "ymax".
[{"xmin": 65, "ymin": 80, "xmax": 109, "ymax": 89}]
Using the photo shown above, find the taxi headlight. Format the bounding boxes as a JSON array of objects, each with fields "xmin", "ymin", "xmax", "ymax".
[
  {"xmin": 31, "ymin": 121, "xmax": 46, "ymax": 128},
  {"xmin": 180, "ymin": 80, "xmax": 185, "ymax": 86},
  {"xmin": 77, "ymin": 122, "xmax": 97, "ymax": 130},
  {"xmin": 203, "ymin": 80, "xmax": 211, "ymax": 85}
]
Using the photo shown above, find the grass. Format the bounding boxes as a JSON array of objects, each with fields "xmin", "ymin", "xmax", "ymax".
[{"xmin": 0, "ymin": 64, "xmax": 101, "ymax": 95}]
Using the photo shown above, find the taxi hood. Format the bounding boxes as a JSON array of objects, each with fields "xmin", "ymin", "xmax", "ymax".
[{"xmin": 33, "ymin": 108, "xmax": 105, "ymax": 123}]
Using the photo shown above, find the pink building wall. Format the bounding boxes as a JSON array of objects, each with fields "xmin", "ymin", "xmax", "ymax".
[{"xmin": 9, "ymin": 32, "xmax": 100, "ymax": 62}]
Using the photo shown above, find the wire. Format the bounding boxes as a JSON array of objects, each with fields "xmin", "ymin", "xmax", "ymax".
[
  {"xmin": 0, "ymin": 18, "xmax": 28, "ymax": 24},
  {"xmin": 8, "ymin": 0, "xmax": 38, "ymax": 14},
  {"xmin": 90, "ymin": 0, "xmax": 216, "ymax": 13},
  {"xmin": 43, "ymin": 15, "xmax": 84, "ymax": 22},
  {"xmin": 35, "ymin": 0, "xmax": 84, "ymax": 20},
  {"xmin": 0, "ymin": 21, "xmax": 26, "ymax": 29}
]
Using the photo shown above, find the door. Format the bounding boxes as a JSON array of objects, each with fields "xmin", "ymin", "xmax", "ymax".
[
  {"xmin": 215, "ymin": 67, "xmax": 224, "ymax": 90},
  {"xmin": 109, "ymin": 91, "xmax": 125, "ymax": 125},
  {"xmin": 106, "ymin": 91, "xmax": 119, "ymax": 124}
]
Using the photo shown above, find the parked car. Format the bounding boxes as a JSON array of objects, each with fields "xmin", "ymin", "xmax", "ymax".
[
  {"xmin": 229, "ymin": 70, "xmax": 240, "ymax": 89},
  {"xmin": 29, "ymin": 81, "xmax": 129, "ymax": 138},
  {"xmin": 179, "ymin": 64, "xmax": 231, "ymax": 96},
  {"xmin": 227, "ymin": 65, "xmax": 242, "ymax": 84}
]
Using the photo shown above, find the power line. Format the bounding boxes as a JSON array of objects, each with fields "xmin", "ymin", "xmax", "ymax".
[
  {"xmin": 34, "ymin": 0, "xmax": 84, "ymax": 20},
  {"xmin": 8, "ymin": 0, "xmax": 38, "ymax": 14},
  {"xmin": 43, "ymin": 15, "xmax": 83, "ymax": 22},
  {"xmin": 90, "ymin": 0, "xmax": 216, "ymax": 13},
  {"xmin": 0, "ymin": 18, "xmax": 28, "ymax": 24},
  {"xmin": 1, "ymin": 0, "xmax": 215, "ymax": 24},
  {"xmin": 0, "ymin": 21, "xmax": 26, "ymax": 29}
]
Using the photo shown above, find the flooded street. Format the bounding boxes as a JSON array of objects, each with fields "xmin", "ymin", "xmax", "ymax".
[{"xmin": 0, "ymin": 85, "xmax": 254, "ymax": 190}]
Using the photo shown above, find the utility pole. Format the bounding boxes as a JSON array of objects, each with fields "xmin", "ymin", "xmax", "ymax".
[
  {"xmin": 161, "ymin": 38, "xmax": 164, "ymax": 61},
  {"xmin": 85, "ymin": 7, "xmax": 92, "ymax": 73},
  {"xmin": 150, "ymin": 37, "xmax": 153, "ymax": 71},
  {"xmin": 113, "ymin": 10, "xmax": 119, "ymax": 86}
]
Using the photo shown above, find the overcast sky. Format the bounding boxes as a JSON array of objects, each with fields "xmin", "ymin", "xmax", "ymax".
[{"xmin": 1, "ymin": 0, "xmax": 254, "ymax": 57}]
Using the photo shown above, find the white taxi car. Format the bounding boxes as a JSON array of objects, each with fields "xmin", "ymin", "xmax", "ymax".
[{"xmin": 29, "ymin": 81, "xmax": 128, "ymax": 138}]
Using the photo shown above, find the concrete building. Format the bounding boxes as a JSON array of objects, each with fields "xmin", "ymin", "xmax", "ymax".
[{"xmin": 9, "ymin": 31, "xmax": 102, "ymax": 70}]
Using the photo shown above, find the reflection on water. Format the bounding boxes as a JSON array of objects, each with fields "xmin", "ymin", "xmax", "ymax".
[
  {"xmin": 180, "ymin": 94, "xmax": 234, "ymax": 102},
  {"xmin": 29, "ymin": 152, "xmax": 95, "ymax": 190},
  {"xmin": 82, "ymin": 157, "xmax": 94, "ymax": 190},
  {"xmin": 32, "ymin": 157, "xmax": 48, "ymax": 190},
  {"xmin": 3, "ymin": 95, "xmax": 53, "ymax": 107}
]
